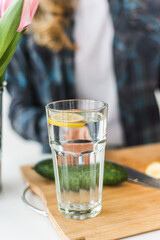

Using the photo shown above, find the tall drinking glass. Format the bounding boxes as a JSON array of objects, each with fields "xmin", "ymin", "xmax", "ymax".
[{"xmin": 46, "ymin": 99, "xmax": 108, "ymax": 220}]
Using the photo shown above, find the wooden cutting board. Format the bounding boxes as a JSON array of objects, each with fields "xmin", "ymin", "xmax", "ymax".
[{"xmin": 21, "ymin": 143, "xmax": 160, "ymax": 240}]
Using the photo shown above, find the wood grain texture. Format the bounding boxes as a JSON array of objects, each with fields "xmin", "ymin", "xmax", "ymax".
[{"xmin": 21, "ymin": 143, "xmax": 160, "ymax": 240}]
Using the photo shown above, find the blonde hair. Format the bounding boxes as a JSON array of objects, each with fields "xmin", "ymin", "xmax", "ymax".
[{"xmin": 30, "ymin": 0, "xmax": 77, "ymax": 51}]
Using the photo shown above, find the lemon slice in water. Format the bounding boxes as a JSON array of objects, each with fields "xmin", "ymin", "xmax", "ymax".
[
  {"xmin": 145, "ymin": 161, "xmax": 160, "ymax": 179},
  {"xmin": 48, "ymin": 112, "xmax": 85, "ymax": 128}
]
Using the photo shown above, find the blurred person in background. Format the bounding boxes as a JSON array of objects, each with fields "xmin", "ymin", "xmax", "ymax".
[{"xmin": 6, "ymin": 0, "xmax": 160, "ymax": 153}]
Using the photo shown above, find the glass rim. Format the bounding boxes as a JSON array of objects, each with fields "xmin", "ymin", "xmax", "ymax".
[{"xmin": 45, "ymin": 99, "xmax": 108, "ymax": 113}]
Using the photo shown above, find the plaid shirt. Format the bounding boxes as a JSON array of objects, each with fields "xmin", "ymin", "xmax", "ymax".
[{"xmin": 7, "ymin": 0, "xmax": 160, "ymax": 152}]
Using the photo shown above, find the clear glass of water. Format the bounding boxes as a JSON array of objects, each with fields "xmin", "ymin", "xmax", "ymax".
[{"xmin": 46, "ymin": 99, "xmax": 108, "ymax": 220}]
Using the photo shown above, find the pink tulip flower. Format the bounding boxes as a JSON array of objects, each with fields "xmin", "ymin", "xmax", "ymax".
[{"xmin": 0, "ymin": 0, "xmax": 39, "ymax": 32}]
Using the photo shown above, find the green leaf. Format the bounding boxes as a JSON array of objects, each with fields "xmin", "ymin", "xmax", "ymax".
[
  {"xmin": 0, "ymin": 72, "xmax": 5, "ymax": 87},
  {"xmin": 0, "ymin": 31, "xmax": 24, "ymax": 85},
  {"xmin": 0, "ymin": 0, "xmax": 24, "ymax": 59}
]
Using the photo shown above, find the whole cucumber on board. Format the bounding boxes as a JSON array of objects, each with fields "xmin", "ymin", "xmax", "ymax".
[
  {"xmin": 33, "ymin": 159, "xmax": 128, "ymax": 191},
  {"xmin": 33, "ymin": 159, "xmax": 55, "ymax": 181}
]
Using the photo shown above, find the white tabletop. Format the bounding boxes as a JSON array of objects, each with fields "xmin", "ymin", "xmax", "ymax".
[{"xmin": 1, "ymin": 92, "xmax": 160, "ymax": 240}]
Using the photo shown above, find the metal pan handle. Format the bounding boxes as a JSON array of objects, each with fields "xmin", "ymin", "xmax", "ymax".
[{"xmin": 22, "ymin": 184, "xmax": 48, "ymax": 217}]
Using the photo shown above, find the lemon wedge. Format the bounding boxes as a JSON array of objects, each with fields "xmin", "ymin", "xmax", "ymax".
[
  {"xmin": 48, "ymin": 112, "xmax": 85, "ymax": 128},
  {"xmin": 145, "ymin": 161, "xmax": 160, "ymax": 179}
]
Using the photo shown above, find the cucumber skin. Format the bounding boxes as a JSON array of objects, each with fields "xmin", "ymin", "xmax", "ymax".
[
  {"xmin": 33, "ymin": 159, "xmax": 128, "ymax": 188},
  {"xmin": 103, "ymin": 161, "xmax": 128, "ymax": 185},
  {"xmin": 33, "ymin": 159, "xmax": 55, "ymax": 181}
]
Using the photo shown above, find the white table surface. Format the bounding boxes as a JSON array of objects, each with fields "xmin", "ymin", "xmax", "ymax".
[{"xmin": 1, "ymin": 91, "xmax": 160, "ymax": 240}]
